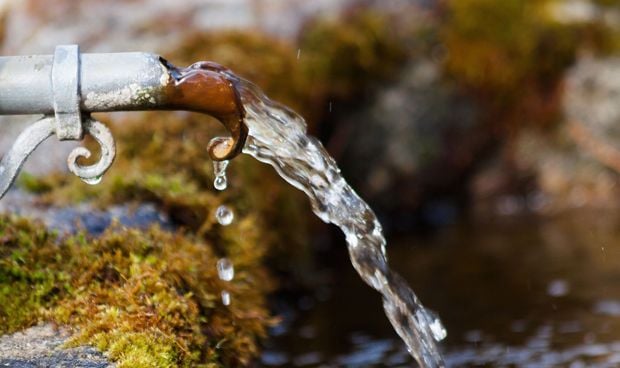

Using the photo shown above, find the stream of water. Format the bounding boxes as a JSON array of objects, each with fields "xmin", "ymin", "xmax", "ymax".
[{"xmin": 217, "ymin": 72, "xmax": 446, "ymax": 367}]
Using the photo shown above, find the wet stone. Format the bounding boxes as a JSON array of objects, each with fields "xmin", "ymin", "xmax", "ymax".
[
  {"xmin": 0, "ymin": 324, "xmax": 112, "ymax": 368},
  {"xmin": 0, "ymin": 189, "xmax": 173, "ymax": 235}
]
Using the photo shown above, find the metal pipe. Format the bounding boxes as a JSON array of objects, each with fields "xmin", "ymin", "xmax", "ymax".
[
  {"xmin": 0, "ymin": 52, "xmax": 168, "ymax": 114},
  {"xmin": 0, "ymin": 45, "xmax": 249, "ymax": 200}
]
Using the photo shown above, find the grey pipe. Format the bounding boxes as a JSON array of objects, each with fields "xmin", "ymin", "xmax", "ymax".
[{"xmin": 0, "ymin": 51, "xmax": 169, "ymax": 115}]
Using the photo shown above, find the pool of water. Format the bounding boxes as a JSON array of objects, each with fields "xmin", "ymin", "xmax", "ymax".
[{"xmin": 262, "ymin": 210, "xmax": 620, "ymax": 367}]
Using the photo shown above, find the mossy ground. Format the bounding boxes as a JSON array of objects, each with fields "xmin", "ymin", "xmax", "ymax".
[{"xmin": 0, "ymin": 215, "xmax": 274, "ymax": 367}]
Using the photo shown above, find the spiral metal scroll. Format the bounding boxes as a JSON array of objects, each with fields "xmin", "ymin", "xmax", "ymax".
[
  {"xmin": 67, "ymin": 118, "xmax": 116, "ymax": 185},
  {"xmin": 0, "ymin": 115, "xmax": 116, "ymax": 199}
]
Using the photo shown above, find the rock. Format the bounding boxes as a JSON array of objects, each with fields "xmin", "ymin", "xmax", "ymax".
[
  {"xmin": 0, "ymin": 189, "xmax": 173, "ymax": 235},
  {"xmin": 0, "ymin": 191, "xmax": 173, "ymax": 366},
  {"xmin": 0, "ymin": 324, "xmax": 113, "ymax": 368}
]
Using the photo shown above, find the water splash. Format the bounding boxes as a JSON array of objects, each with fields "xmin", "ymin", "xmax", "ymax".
[
  {"xmin": 213, "ymin": 159, "xmax": 229, "ymax": 191},
  {"xmin": 224, "ymin": 73, "xmax": 445, "ymax": 367},
  {"xmin": 215, "ymin": 205, "xmax": 234, "ymax": 226}
]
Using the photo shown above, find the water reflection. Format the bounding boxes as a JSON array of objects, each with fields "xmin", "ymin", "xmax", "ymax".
[{"xmin": 264, "ymin": 210, "xmax": 620, "ymax": 366}]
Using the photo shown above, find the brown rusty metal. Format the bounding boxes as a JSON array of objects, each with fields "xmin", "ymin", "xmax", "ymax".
[{"xmin": 160, "ymin": 59, "xmax": 248, "ymax": 161}]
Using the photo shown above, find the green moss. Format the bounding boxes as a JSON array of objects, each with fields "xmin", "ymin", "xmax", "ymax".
[
  {"xmin": 0, "ymin": 215, "xmax": 274, "ymax": 367},
  {"xmin": 94, "ymin": 331, "xmax": 184, "ymax": 368},
  {"xmin": 17, "ymin": 172, "xmax": 54, "ymax": 194},
  {"xmin": 0, "ymin": 217, "xmax": 65, "ymax": 333}
]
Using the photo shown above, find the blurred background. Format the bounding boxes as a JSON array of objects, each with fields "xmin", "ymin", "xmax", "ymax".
[{"xmin": 3, "ymin": 0, "xmax": 620, "ymax": 366}]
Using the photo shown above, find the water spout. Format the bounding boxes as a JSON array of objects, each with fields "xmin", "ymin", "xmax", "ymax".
[
  {"xmin": 159, "ymin": 59, "xmax": 248, "ymax": 161},
  {"xmin": 0, "ymin": 45, "xmax": 248, "ymax": 199}
]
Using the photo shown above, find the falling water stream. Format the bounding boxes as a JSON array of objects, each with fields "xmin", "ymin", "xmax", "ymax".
[{"xmin": 209, "ymin": 72, "xmax": 447, "ymax": 367}]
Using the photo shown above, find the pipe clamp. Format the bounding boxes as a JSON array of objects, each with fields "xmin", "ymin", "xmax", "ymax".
[{"xmin": 51, "ymin": 44, "xmax": 82, "ymax": 140}]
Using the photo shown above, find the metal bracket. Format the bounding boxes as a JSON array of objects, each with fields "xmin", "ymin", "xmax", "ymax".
[{"xmin": 52, "ymin": 44, "xmax": 83, "ymax": 140}]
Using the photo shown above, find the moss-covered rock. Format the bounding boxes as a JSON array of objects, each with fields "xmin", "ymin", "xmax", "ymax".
[{"xmin": 0, "ymin": 215, "xmax": 274, "ymax": 367}]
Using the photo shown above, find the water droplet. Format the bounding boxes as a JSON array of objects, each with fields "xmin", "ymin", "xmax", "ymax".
[
  {"xmin": 215, "ymin": 205, "xmax": 234, "ymax": 226},
  {"xmin": 212, "ymin": 160, "xmax": 229, "ymax": 191},
  {"xmin": 82, "ymin": 175, "xmax": 102, "ymax": 185},
  {"xmin": 221, "ymin": 290, "xmax": 231, "ymax": 305},
  {"xmin": 217, "ymin": 258, "xmax": 234, "ymax": 281},
  {"xmin": 214, "ymin": 175, "xmax": 227, "ymax": 191}
]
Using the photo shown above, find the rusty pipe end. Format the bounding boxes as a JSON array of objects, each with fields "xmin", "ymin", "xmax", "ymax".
[{"xmin": 159, "ymin": 58, "xmax": 248, "ymax": 161}]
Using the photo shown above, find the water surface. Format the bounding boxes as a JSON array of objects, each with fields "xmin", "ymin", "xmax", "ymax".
[{"xmin": 262, "ymin": 210, "xmax": 620, "ymax": 367}]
